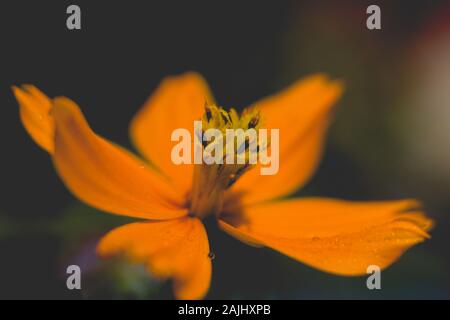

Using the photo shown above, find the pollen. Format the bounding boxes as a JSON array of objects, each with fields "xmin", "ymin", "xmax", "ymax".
[
  {"xmin": 202, "ymin": 103, "xmax": 262, "ymax": 132},
  {"xmin": 200, "ymin": 104, "xmax": 268, "ymax": 165}
]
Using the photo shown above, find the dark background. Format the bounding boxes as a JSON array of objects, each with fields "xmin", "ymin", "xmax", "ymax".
[{"xmin": 1, "ymin": 0, "xmax": 449, "ymax": 299}]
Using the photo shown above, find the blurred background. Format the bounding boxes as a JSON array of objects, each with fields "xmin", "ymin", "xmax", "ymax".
[{"xmin": 0, "ymin": 0, "xmax": 449, "ymax": 299}]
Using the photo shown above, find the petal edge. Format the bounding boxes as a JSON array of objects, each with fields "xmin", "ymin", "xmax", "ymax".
[{"xmin": 220, "ymin": 198, "xmax": 433, "ymax": 276}]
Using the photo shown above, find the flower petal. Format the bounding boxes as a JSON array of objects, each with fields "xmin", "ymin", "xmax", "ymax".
[
  {"xmin": 227, "ymin": 75, "xmax": 343, "ymax": 207},
  {"xmin": 220, "ymin": 198, "xmax": 433, "ymax": 276},
  {"xmin": 130, "ymin": 72, "xmax": 215, "ymax": 195},
  {"xmin": 52, "ymin": 96, "xmax": 188, "ymax": 220},
  {"xmin": 12, "ymin": 85, "xmax": 54, "ymax": 153},
  {"xmin": 97, "ymin": 217, "xmax": 211, "ymax": 300}
]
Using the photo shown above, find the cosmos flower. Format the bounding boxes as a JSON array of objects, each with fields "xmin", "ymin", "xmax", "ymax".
[{"xmin": 12, "ymin": 72, "xmax": 433, "ymax": 299}]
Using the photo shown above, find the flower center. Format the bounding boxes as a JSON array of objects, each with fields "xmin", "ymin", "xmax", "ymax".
[{"xmin": 189, "ymin": 104, "xmax": 265, "ymax": 218}]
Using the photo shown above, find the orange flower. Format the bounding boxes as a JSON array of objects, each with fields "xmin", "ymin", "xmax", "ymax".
[{"xmin": 12, "ymin": 72, "xmax": 433, "ymax": 299}]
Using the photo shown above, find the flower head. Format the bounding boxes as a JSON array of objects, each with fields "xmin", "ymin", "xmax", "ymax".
[{"xmin": 13, "ymin": 72, "xmax": 433, "ymax": 299}]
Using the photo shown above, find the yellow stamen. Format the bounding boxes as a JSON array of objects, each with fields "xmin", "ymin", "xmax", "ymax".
[{"xmin": 189, "ymin": 104, "xmax": 265, "ymax": 217}]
